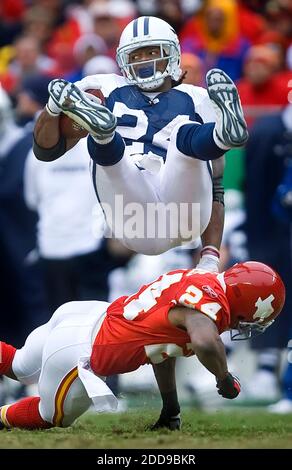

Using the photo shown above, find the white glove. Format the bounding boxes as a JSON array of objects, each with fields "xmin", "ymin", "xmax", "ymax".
[
  {"xmin": 74, "ymin": 77, "xmax": 102, "ymax": 92},
  {"xmin": 46, "ymin": 96, "xmax": 62, "ymax": 117},
  {"xmin": 196, "ymin": 245, "xmax": 220, "ymax": 273},
  {"xmin": 196, "ymin": 254, "xmax": 220, "ymax": 273},
  {"xmin": 74, "ymin": 78, "xmax": 104, "ymax": 106}
]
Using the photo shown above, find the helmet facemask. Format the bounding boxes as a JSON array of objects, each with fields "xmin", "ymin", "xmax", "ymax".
[
  {"xmin": 230, "ymin": 319, "xmax": 274, "ymax": 341},
  {"xmin": 117, "ymin": 40, "xmax": 181, "ymax": 91}
]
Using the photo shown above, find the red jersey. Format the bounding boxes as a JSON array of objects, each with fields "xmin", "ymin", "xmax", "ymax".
[{"xmin": 90, "ymin": 269, "xmax": 230, "ymax": 376}]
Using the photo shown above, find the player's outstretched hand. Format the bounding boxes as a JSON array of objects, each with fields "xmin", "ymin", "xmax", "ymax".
[
  {"xmin": 216, "ymin": 372, "xmax": 241, "ymax": 399},
  {"xmin": 150, "ymin": 412, "xmax": 181, "ymax": 431}
]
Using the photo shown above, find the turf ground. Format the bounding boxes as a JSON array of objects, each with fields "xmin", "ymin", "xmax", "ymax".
[{"xmin": 1, "ymin": 410, "xmax": 292, "ymax": 449}]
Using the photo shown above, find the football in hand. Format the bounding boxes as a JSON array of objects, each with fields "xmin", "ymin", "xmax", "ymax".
[{"xmin": 59, "ymin": 88, "xmax": 105, "ymax": 139}]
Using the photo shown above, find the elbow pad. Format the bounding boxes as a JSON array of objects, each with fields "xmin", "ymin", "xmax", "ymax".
[
  {"xmin": 33, "ymin": 134, "xmax": 66, "ymax": 161},
  {"xmin": 212, "ymin": 175, "xmax": 225, "ymax": 206}
]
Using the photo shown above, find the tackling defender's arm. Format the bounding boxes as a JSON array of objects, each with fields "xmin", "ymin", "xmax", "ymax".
[
  {"xmin": 197, "ymin": 156, "xmax": 225, "ymax": 271},
  {"xmin": 151, "ymin": 303, "xmax": 240, "ymax": 430},
  {"xmin": 169, "ymin": 307, "xmax": 241, "ymax": 398},
  {"xmin": 170, "ymin": 306, "xmax": 228, "ymax": 380}
]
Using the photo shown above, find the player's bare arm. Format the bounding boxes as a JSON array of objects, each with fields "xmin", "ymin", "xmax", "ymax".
[
  {"xmin": 33, "ymin": 109, "xmax": 79, "ymax": 162},
  {"xmin": 169, "ymin": 306, "xmax": 241, "ymax": 399},
  {"xmin": 197, "ymin": 156, "xmax": 225, "ymax": 271},
  {"xmin": 33, "ymin": 78, "xmax": 106, "ymax": 161},
  {"xmin": 169, "ymin": 307, "xmax": 228, "ymax": 380}
]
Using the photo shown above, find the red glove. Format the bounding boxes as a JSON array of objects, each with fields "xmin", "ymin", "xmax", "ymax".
[{"xmin": 216, "ymin": 373, "xmax": 241, "ymax": 399}]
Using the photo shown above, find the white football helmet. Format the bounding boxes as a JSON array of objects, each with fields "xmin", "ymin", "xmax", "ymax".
[
  {"xmin": 0, "ymin": 85, "xmax": 12, "ymax": 136},
  {"xmin": 116, "ymin": 16, "xmax": 182, "ymax": 91}
]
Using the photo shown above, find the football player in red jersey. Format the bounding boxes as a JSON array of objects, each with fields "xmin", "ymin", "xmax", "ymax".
[{"xmin": 0, "ymin": 262, "xmax": 285, "ymax": 431}]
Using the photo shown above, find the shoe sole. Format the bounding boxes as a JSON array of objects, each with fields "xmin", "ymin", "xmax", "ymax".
[
  {"xmin": 206, "ymin": 69, "xmax": 248, "ymax": 147},
  {"xmin": 49, "ymin": 79, "xmax": 117, "ymax": 138}
]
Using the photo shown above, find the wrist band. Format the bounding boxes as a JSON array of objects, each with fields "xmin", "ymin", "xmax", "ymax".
[
  {"xmin": 200, "ymin": 245, "xmax": 220, "ymax": 259},
  {"xmin": 45, "ymin": 103, "xmax": 60, "ymax": 117}
]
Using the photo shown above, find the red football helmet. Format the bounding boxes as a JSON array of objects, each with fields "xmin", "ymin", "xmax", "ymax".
[{"xmin": 224, "ymin": 261, "xmax": 286, "ymax": 340}]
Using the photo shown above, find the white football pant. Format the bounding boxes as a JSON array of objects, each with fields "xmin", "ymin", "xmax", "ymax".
[
  {"xmin": 92, "ymin": 122, "xmax": 213, "ymax": 255},
  {"xmin": 12, "ymin": 300, "xmax": 110, "ymax": 427}
]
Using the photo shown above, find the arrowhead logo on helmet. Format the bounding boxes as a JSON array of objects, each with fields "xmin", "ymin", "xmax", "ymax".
[
  {"xmin": 223, "ymin": 261, "xmax": 285, "ymax": 340},
  {"xmin": 253, "ymin": 295, "xmax": 275, "ymax": 322}
]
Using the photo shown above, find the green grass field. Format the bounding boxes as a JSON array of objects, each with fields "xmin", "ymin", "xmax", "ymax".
[{"xmin": 1, "ymin": 410, "xmax": 292, "ymax": 449}]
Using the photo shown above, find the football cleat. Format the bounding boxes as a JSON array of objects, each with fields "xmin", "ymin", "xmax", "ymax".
[
  {"xmin": 206, "ymin": 68, "xmax": 248, "ymax": 148},
  {"xmin": 48, "ymin": 79, "xmax": 117, "ymax": 140}
]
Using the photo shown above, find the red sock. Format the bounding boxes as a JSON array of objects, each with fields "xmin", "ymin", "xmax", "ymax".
[
  {"xmin": 3, "ymin": 397, "xmax": 52, "ymax": 429},
  {"xmin": 0, "ymin": 342, "xmax": 16, "ymax": 375}
]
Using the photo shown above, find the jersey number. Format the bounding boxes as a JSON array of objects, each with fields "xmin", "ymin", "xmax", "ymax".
[
  {"xmin": 123, "ymin": 272, "xmax": 184, "ymax": 320},
  {"xmin": 179, "ymin": 285, "xmax": 221, "ymax": 321},
  {"xmin": 113, "ymin": 102, "xmax": 189, "ymax": 157}
]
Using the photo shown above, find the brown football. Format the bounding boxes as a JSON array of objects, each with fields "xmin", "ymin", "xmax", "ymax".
[{"xmin": 59, "ymin": 88, "xmax": 105, "ymax": 139}]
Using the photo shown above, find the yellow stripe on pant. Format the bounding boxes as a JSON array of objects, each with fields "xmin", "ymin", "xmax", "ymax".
[
  {"xmin": 53, "ymin": 367, "xmax": 78, "ymax": 427},
  {"xmin": 0, "ymin": 405, "xmax": 11, "ymax": 427}
]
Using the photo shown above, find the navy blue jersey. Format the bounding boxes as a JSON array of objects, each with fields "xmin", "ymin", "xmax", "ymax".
[{"xmin": 76, "ymin": 74, "xmax": 216, "ymax": 164}]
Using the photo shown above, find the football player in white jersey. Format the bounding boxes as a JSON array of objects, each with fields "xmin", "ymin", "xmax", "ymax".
[{"xmin": 33, "ymin": 16, "xmax": 248, "ymax": 269}]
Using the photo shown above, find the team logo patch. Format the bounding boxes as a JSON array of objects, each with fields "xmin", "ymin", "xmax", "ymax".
[{"xmin": 202, "ymin": 285, "xmax": 218, "ymax": 298}]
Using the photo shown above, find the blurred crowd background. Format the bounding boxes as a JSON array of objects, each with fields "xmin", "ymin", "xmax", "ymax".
[{"xmin": 1, "ymin": 0, "xmax": 292, "ymax": 414}]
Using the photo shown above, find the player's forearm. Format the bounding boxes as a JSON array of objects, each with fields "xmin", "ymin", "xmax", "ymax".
[
  {"xmin": 194, "ymin": 335, "xmax": 228, "ymax": 381},
  {"xmin": 201, "ymin": 156, "xmax": 225, "ymax": 250},
  {"xmin": 185, "ymin": 314, "xmax": 228, "ymax": 381},
  {"xmin": 33, "ymin": 109, "xmax": 75, "ymax": 162},
  {"xmin": 34, "ymin": 108, "xmax": 61, "ymax": 149},
  {"xmin": 197, "ymin": 201, "xmax": 224, "ymax": 272},
  {"xmin": 197, "ymin": 157, "xmax": 225, "ymax": 271},
  {"xmin": 200, "ymin": 200, "xmax": 224, "ymax": 250}
]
